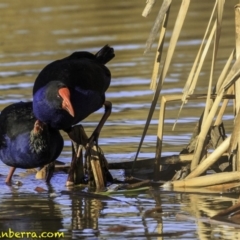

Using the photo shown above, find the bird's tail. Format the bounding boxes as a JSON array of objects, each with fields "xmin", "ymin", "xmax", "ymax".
[{"xmin": 95, "ymin": 45, "xmax": 115, "ymax": 64}]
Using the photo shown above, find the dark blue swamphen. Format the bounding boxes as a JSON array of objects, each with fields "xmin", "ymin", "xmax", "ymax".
[
  {"xmin": 32, "ymin": 45, "xmax": 115, "ymax": 146},
  {"xmin": 0, "ymin": 102, "xmax": 64, "ymax": 184}
]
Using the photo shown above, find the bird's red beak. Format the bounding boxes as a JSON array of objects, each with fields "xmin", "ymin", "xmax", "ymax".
[{"xmin": 58, "ymin": 88, "xmax": 75, "ymax": 117}]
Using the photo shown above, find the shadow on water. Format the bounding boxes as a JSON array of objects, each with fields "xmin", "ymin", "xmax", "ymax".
[{"xmin": 0, "ymin": 0, "xmax": 240, "ymax": 239}]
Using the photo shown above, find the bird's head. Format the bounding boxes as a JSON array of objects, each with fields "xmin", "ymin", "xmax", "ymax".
[
  {"xmin": 47, "ymin": 81, "xmax": 75, "ymax": 117},
  {"xmin": 33, "ymin": 81, "xmax": 75, "ymax": 119}
]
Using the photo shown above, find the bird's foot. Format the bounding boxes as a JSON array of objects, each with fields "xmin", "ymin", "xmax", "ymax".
[{"xmin": 5, "ymin": 180, "xmax": 12, "ymax": 186}]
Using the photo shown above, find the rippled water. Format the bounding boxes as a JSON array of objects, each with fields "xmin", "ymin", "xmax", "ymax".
[{"xmin": 0, "ymin": 0, "xmax": 239, "ymax": 239}]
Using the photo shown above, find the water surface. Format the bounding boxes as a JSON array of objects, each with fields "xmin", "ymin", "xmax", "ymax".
[{"xmin": 0, "ymin": 0, "xmax": 239, "ymax": 239}]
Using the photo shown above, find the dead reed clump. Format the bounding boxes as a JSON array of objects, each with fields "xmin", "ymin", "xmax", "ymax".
[{"xmin": 132, "ymin": 0, "xmax": 240, "ymax": 190}]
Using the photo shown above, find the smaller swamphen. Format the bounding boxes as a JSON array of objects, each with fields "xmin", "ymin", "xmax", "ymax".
[
  {"xmin": 32, "ymin": 45, "xmax": 115, "ymax": 146},
  {"xmin": 0, "ymin": 102, "xmax": 64, "ymax": 184}
]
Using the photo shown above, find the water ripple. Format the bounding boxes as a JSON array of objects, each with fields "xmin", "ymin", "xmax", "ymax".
[
  {"xmin": 0, "ymin": 60, "xmax": 49, "ymax": 67},
  {"xmin": 0, "ymin": 83, "xmax": 33, "ymax": 89}
]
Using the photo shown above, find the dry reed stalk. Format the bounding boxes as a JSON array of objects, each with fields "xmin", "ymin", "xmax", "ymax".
[
  {"xmin": 174, "ymin": 182, "xmax": 240, "ymax": 193},
  {"xmin": 214, "ymin": 0, "xmax": 224, "ymax": 61},
  {"xmin": 172, "ymin": 171, "xmax": 240, "ymax": 188},
  {"xmin": 172, "ymin": 1, "xmax": 218, "ymax": 130},
  {"xmin": 174, "ymin": 22, "xmax": 217, "ymax": 130},
  {"xmin": 191, "ymin": 92, "xmax": 224, "ymax": 170},
  {"xmin": 202, "ymin": 0, "xmax": 224, "ymax": 125},
  {"xmin": 144, "ymin": 0, "xmax": 172, "ymax": 54},
  {"xmin": 219, "ymin": 55, "xmax": 240, "ymax": 92},
  {"xmin": 132, "ymin": 0, "xmax": 190, "ymax": 173},
  {"xmin": 215, "ymin": 54, "xmax": 240, "ymax": 171},
  {"xmin": 91, "ymin": 160, "xmax": 99, "ymax": 188},
  {"xmin": 155, "ymin": 94, "xmax": 191, "ymax": 178},
  {"xmin": 154, "ymin": 93, "xmax": 232, "ymax": 177},
  {"xmin": 186, "ymin": 136, "xmax": 230, "ymax": 179},
  {"xmin": 216, "ymin": 49, "xmax": 236, "ymax": 92},
  {"xmin": 215, "ymin": 62, "xmax": 240, "ymax": 171},
  {"xmin": 142, "ymin": 0, "xmax": 156, "ymax": 17},
  {"xmin": 234, "ymin": 4, "xmax": 240, "ymax": 170},
  {"xmin": 190, "ymin": 21, "xmax": 216, "ymax": 96},
  {"xmin": 196, "ymin": 21, "xmax": 218, "ymax": 126},
  {"xmin": 150, "ymin": 13, "xmax": 168, "ymax": 90},
  {"xmin": 95, "ymin": 160, "xmax": 105, "ymax": 187},
  {"xmin": 191, "ymin": 49, "xmax": 240, "ymax": 171},
  {"xmin": 90, "ymin": 146, "xmax": 105, "ymax": 189},
  {"xmin": 162, "ymin": 0, "xmax": 190, "ymax": 80},
  {"xmin": 154, "ymin": 95, "xmax": 168, "ymax": 177},
  {"xmin": 175, "ymin": 0, "xmax": 224, "ymax": 132},
  {"xmin": 214, "ymin": 50, "xmax": 235, "ymax": 126},
  {"xmin": 214, "ymin": 87, "xmax": 234, "ymax": 125},
  {"xmin": 182, "ymin": 1, "xmax": 217, "ymax": 96},
  {"xmin": 234, "ymin": 4, "xmax": 240, "ymax": 108},
  {"xmin": 215, "ymin": 49, "xmax": 235, "ymax": 92},
  {"xmin": 229, "ymin": 111, "xmax": 240, "ymax": 156}
]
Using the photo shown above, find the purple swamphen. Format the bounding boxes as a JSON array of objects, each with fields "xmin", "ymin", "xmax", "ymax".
[
  {"xmin": 32, "ymin": 45, "xmax": 115, "ymax": 146},
  {"xmin": 32, "ymin": 45, "xmax": 115, "ymax": 184},
  {"xmin": 0, "ymin": 102, "xmax": 63, "ymax": 184}
]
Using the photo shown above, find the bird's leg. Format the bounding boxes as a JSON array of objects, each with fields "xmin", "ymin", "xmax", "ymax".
[
  {"xmin": 5, "ymin": 167, "xmax": 16, "ymax": 185},
  {"xmin": 67, "ymin": 125, "xmax": 88, "ymax": 147},
  {"xmin": 84, "ymin": 101, "xmax": 112, "ymax": 187},
  {"xmin": 45, "ymin": 162, "xmax": 55, "ymax": 183},
  {"xmin": 87, "ymin": 101, "xmax": 112, "ymax": 147},
  {"xmin": 84, "ymin": 100, "xmax": 112, "ymax": 161}
]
